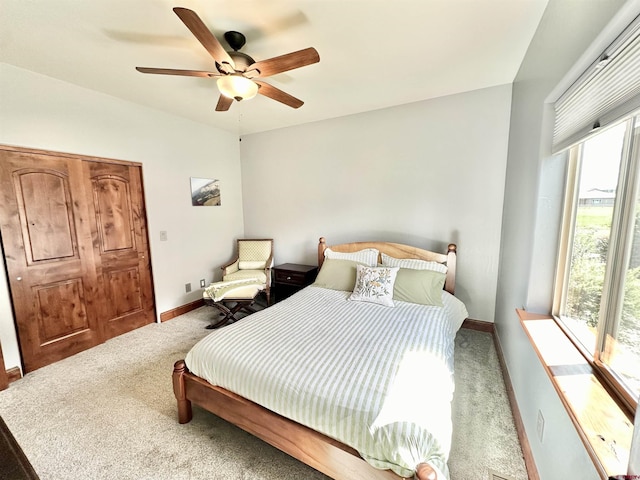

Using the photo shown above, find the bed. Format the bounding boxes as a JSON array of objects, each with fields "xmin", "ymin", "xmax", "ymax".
[{"xmin": 173, "ymin": 237, "xmax": 467, "ymax": 480}]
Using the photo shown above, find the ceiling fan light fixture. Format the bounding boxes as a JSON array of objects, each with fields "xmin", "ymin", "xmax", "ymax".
[{"xmin": 217, "ymin": 75, "xmax": 258, "ymax": 101}]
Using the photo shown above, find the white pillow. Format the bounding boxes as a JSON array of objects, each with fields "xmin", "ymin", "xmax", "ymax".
[
  {"xmin": 380, "ymin": 252, "xmax": 448, "ymax": 274},
  {"xmin": 348, "ymin": 264, "xmax": 399, "ymax": 307},
  {"xmin": 325, "ymin": 247, "xmax": 379, "ymax": 267},
  {"xmin": 239, "ymin": 260, "xmax": 266, "ymax": 270}
]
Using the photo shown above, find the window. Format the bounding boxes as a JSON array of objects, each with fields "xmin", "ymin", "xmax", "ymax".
[{"xmin": 555, "ymin": 111, "xmax": 640, "ymax": 412}]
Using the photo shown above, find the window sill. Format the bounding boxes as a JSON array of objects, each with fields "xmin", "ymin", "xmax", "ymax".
[{"xmin": 517, "ymin": 308, "xmax": 633, "ymax": 478}]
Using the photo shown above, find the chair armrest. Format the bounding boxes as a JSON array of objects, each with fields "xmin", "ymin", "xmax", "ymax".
[
  {"xmin": 221, "ymin": 259, "xmax": 239, "ymax": 275},
  {"xmin": 265, "ymin": 252, "xmax": 274, "ymax": 286}
]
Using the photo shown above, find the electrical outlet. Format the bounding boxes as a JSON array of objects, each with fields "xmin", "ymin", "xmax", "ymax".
[
  {"xmin": 185, "ymin": 282, "xmax": 191, "ymax": 293},
  {"xmin": 536, "ymin": 410, "xmax": 545, "ymax": 442},
  {"xmin": 200, "ymin": 279, "xmax": 206, "ymax": 288},
  {"xmin": 159, "ymin": 230, "xmax": 168, "ymax": 241}
]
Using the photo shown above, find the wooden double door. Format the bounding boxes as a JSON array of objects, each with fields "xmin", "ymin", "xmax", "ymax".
[{"xmin": 0, "ymin": 146, "xmax": 155, "ymax": 372}]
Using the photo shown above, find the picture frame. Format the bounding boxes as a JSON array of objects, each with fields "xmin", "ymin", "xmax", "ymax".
[{"xmin": 190, "ymin": 177, "xmax": 221, "ymax": 206}]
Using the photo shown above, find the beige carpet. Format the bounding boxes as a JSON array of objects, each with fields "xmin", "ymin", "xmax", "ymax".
[{"xmin": 0, "ymin": 306, "xmax": 527, "ymax": 480}]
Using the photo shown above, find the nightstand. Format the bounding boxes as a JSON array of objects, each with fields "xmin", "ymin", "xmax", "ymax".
[{"xmin": 272, "ymin": 263, "xmax": 318, "ymax": 302}]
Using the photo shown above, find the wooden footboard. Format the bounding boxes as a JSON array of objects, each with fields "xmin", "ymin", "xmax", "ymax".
[{"xmin": 172, "ymin": 360, "xmax": 438, "ymax": 480}]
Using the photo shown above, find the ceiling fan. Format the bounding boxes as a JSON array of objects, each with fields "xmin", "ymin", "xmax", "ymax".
[{"xmin": 136, "ymin": 7, "xmax": 320, "ymax": 111}]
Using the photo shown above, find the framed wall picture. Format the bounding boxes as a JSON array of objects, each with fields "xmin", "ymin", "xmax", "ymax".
[{"xmin": 190, "ymin": 177, "xmax": 221, "ymax": 206}]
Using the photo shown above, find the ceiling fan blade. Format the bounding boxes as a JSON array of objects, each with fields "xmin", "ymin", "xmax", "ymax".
[
  {"xmin": 173, "ymin": 7, "xmax": 235, "ymax": 69},
  {"xmin": 216, "ymin": 95, "xmax": 233, "ymax": 111},
  {"xmin": 136, "ymin": 67, "xmax": 220, "ymax": 78},
  {"xmin": 249, "ymin": 47, "xmax": 319, "ymax": 78},
  {"xmin": 255, "ymin": 81, "xmax": 304, "ymax": 108}
]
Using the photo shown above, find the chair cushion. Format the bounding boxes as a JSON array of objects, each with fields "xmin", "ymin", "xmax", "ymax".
[
  {"xmin": 224, "ymin": 270, "xmax": 268, "ymax": 284},
  {"xmin": 239, "ymin": 260, "xmax": 267, "ymax": 270},
  {"xmin": 204, "ymin": 279, "xmax": 264, "ymax": 302}
]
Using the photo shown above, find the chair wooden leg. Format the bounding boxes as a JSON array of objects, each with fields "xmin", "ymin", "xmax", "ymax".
[
  {"xmin": 205, "ymin": 302, "xmax": 234, "ymax": 329},
  {"xmin": 204, "ymin": 298, "xmax": 258, "ymax": 329}
]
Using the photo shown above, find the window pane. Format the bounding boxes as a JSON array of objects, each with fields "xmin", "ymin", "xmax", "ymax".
[
  {"xmin": 562, "ymin": 123, "xmax": 627, "ymax": 354},
  {"xmin": 606, "ymin": 117, "xmax": 640, "ymax": 402}
]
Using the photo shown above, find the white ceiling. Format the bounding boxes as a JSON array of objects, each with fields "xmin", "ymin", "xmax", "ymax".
[{"xmin": 0, "ymin": 0, "xmax": 549, "ymax": 135}]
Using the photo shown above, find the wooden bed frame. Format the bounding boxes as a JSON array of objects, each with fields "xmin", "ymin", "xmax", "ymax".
[{"xmin": 173, "ymin": 237, "xmax": 458, "ymax": 480}]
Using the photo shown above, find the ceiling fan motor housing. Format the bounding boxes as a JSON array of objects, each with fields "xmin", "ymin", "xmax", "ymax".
[{"xmin": 226, "ymin": 51, "xmax": 255, "ymax": 73}]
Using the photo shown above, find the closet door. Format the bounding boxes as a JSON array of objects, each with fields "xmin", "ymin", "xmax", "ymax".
[
  {"xmin": 0, "ymin": 146, "xmax": 155, "ymax": 372},
  {"xmin": 0, "ymin": 149, "xmax": 102, "ymax": 372},
  {"xmin": 84, "ymin": 161, "xmax": 154, "ymax": 339}
]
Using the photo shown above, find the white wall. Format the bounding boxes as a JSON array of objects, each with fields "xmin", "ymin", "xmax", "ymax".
[
  {"xmin": 240, "ymin": 85, "xmax": 512, "ymax": 322},
  {"xmin": 495, "ymin": 1, "xmax": 634, "ymax": 479},
  {"xmin": 631, "ymin": 407, "xmax": 640, "ymax": 474},
  {"xmin": 0, "ymin": 63, "xmax": 245, "ymax": 371}
]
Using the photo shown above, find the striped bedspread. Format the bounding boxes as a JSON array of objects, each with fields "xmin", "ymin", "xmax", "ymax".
[{"xmin": 185, "ymin": 285, "xmax": 468, "ymax": 478}]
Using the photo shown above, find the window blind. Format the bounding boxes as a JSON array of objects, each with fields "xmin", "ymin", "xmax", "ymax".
[{"xmin": 553, "ymin": 14, "xmax": 640, "ymax": 153}]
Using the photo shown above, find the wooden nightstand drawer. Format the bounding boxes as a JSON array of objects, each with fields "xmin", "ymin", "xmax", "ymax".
[
  {"xmin": 274, "ymin": 269, "xmax": 308, "ymax": 286},
  {"xmin": 272, "ymin": 263, "xmax": 318, "ymax": 302},
  {"xmin": 273, "ymin": 264, "xmax": 318, "ymax": 286}
]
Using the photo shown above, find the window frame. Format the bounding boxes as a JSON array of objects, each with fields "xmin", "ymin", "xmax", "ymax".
[{"xmin": 553, "ymin": 114, "xmax": 640, "ymax": 418}]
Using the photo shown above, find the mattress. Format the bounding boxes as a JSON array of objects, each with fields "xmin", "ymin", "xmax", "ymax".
[{"xmin": 185, "ymin": 285, "xmax": 468, "ymax": 478}]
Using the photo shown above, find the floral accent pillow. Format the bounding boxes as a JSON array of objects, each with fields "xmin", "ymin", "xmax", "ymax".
[{"xmin": 348, "ymin": 264, "xmax": 399, "ymax": 307}]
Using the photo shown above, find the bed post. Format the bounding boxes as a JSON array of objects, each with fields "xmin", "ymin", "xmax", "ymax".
[
  {"xmin": 445, "ymin": 244, "xmax": 457, "ymax": 295},
  {"xmin": 415, "ymin": 463, "xmax": 438, "ymax": 480},
  {"xmin": 173, "ymin": 360, "xmax": 193, "ymax": 424},
  {"xmin": 318, "ymin": 237, "xmax": 327, "ymax": 267}
]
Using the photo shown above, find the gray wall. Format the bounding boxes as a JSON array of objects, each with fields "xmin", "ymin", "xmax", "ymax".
[
  {"xmin": 240, "ymin": 85, "xmax": 513, "ymax": 323},
  {"xmin": 495, "ymin": 1, "xmax": 635, "ymax": 479}
]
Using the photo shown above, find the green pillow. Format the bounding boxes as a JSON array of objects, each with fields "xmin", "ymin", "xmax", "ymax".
[
  {"xmin": 313, "ymin": 258, "xmax": 363, "ymax": 291},
  {"xmin": 393, "ymin": 268, "xmax": 445, "ymax": 306}
]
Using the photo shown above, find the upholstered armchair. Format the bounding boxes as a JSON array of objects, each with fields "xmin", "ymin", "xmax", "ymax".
[{"xmin": 221, "ymin": 239, "xmax": 274, "ymax": 305}]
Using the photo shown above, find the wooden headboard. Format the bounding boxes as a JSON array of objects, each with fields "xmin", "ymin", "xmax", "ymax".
[{"xmin": 317, "ymin": 237, "xmax": 457, "ymax": 294}]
